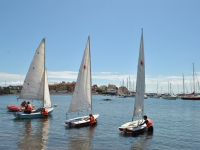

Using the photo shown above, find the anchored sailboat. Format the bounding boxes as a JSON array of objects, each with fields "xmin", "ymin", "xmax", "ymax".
[
  {"xmin": 119, "ymin": 29, "xmax": 147, "ymax": 134},
  {"xmin": 162, "ymin": 82, "xmax": 177, "ymax": 100},
  {"xmin": 14, "ymin": 39, "xmax": 54, "ymax": 119},
  {"xmin": 65, "ymin": 36, "xmax": 99, "ymax": 127},
  {"xmin": 153, "ymin": 83, "xmax": 160, "ymax": 98},
  {"xmin": 181, "ymin": 63, "xmax": 200, "ymax": 100}
]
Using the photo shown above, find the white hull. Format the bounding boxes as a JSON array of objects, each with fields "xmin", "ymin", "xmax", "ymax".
[
  {"xmin": 162, "ymin": 96, "xmax": 177, "ymax": 100},
  {"xmin": 65, "ymin": 114, "xmax": 99, "ymax": 127},
  {"xmin": 119, "ymin": 119, "xmax": 147, "ymax": 134},
  {"xmin": 13, "ymin": 107, "xmax": 54, "ymax": 119},
  {"xmin": 153, "ymin": 95, "xmax": 160, "ymax": 98}
]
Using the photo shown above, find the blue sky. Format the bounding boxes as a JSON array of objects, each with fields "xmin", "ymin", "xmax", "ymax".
[{"xmin": 0, "ymin": 0, "xmax": 200, "ymax": 94}]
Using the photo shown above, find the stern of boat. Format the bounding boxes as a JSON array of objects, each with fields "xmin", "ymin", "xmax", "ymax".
[
  {"xmin": 47, "ymin": 107, "xmax": 54, "ymax": 114},
  {"xmin": 65, "ymin": 114, "xmax": 99, "ymax": 127}
]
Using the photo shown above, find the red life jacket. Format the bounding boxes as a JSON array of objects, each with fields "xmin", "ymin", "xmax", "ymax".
[
  {"xmin": 43, "ymin": 108, "xmax": 48, "ymax": 116},
  {"xmin": 90, "ymin": 116, "xmax": 96, "ymax": 125},
  {"xmin": 147, "ymin": 119, "xmax": 153, "ymax": 127}
]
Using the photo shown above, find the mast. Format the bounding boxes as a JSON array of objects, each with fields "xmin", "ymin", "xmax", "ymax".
[
  {"xmin": 141, "ymin": 28, "xmax": 144, "ymax": 118},
  {"xmin": 178, "ymin": 84, "xmax": 179, "ymax": 94},
  {"xmin": 43, "ymin": 38, "xmax": 45, "ymax": 107},
  {"xmin": 128, "ymin": 76, "xmax": 132, "ymax": 91},
  {"xmin": 183, "ymin": 74, "xmax": 185, "ymax": 94},
  {"xmin": 168, "ymin": 81, "xmax": 169, "ymax": 94},
  {"xmin": 127, "ymin": 78, "xmax": 128, "ymax": 94},
  {"xmin": 193, "ymin": 63, "xmax": 195, "ymax": 93},
  {"xmin": 157, "ymin": 82, "xmax": 158, "ymax": 94},
  {"xmin": 89, "ymin": 36, "xmax": 92, "ymax": 114},
  {"xmin": 121, "ymin": 79, "xmax": 123, "ymax": 93}
]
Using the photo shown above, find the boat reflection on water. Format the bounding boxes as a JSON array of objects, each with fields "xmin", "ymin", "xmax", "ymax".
[
  {"xmin": 15, "ymin": 118, "xmax": 50, "ymax": 150},
  {"xmin": 66, "ymin": 125, "xmax": 96, "ymax": 150},
  {"xmin": 131, "ymin": 132, "xmax": 154, "ymax": 149},
  {"xmin": 119, "ymin": 131, "xmax": 153, "ymax": 149}
]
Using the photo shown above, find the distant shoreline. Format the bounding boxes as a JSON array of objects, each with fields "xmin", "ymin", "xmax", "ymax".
[{"xmin": 0, "ymin": 92, "xmax": 102, "ymax": 96}]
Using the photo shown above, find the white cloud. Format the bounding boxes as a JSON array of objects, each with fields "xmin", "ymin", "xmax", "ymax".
[
  {"xmin": 48, "ymin": 71, "xmax": 78, "ymax": 79},
  {"xmin": 0, "ymin": 72, "xmax": 24, "ymax": 86}
]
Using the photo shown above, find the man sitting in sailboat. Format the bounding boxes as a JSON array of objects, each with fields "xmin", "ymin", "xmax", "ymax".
[
  {"xmin": 24, "ymin": 101, "xmax": 33, "ymax": 114},
  {"xmin": 139, "ymin": 115, "xmax": 153, "ymax": 132}
]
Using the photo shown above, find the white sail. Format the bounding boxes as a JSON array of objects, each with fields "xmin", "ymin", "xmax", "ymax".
[
  {"xmin": 19, "ymin": 39, "xmax": 45, "ymax": 100},
  {"xmin": 133, "ymin": 29, "xmax": 145, "ymax": 117},
  {"xmin": 68, "ymin": 37, "xmax": 91, "ymax": 113},
  {"xmin": 44, "ymin": 69, "xmax": 51, "ymax": 108}
]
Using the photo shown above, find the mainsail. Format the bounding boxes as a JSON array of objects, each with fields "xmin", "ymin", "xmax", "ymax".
[
  {"xmin": 19, "ymin": 39, "xmax": 46, "ymax": 103},
  {"xmin": 133, "ymin": 29, "xmax": 145, "ymax": 117},
  {"xmin": 44, "ymin": 69, "xmax": 51, "ymax": 108},
  {"xmin": 68, "ymin": 37, "xmax": 91, "ymax": 113}
]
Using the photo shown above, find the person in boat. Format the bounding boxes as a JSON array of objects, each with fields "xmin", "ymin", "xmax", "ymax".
[
  {"xmin": 139, "ymin": 115, "xmax": 153, "ymax": 132},
  {"xmin": 41, "ymin": 107, "xmax": 48, "ymax": 116},
  {"xmin": 89, "ymin": 114, "xmax": 96, "ymax": 125},
  {"xmin": 24, "ymin": 101, "xmax": 33, "ymax": 114},
  {"xmin": 21, "ymin": 101, "xmax": 27, "ymax": 107}
]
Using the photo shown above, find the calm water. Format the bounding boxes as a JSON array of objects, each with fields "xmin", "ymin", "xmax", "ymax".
[{"xmin": 0, "ymin": 94, "xmax": 200, "ymax": 150}]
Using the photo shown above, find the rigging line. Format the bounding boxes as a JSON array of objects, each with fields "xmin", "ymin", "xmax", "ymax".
[{"xmin": 36, "ymin": 100, "xmax": 43, "ymax": 108}]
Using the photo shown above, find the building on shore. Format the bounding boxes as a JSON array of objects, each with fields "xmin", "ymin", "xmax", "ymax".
[
  {"xmin": 0, "ymin": 82, "xmax": 119, "ymax": 95},
  {"xmin": 118, "ymin": 86, "xmax": 128, "ymax": 94}
]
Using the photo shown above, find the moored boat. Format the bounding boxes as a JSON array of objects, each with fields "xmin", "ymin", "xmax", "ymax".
[
  {"xmin": 181, "ymin": 63, "xmax": 200, "ymax": 100},
  {"xmin": 7, "ymin": 105, "xmax": 34, "ymax": 112},
  {"xmin": 162, "ymin": 94, "xmax": 177, "ymax": 100},
  {"xmin": 181, "ymin": 93, "xmax": 200, "ymax": 100},
  {"xmin": 181, "ymin": 96, "xmax": 200, "ymax": 100}
]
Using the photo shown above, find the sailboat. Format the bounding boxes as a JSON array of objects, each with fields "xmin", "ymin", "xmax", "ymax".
[
  {"xmin": 162, "ymin": 82, "xmax": 177, "ymax": 100},
  {"xmin": 13, "ymin": 39, "xmax": 54, "ymax": 119},
  {"xmin": 65, "ymin": 36, "xmax": 99, "ymax": 127},
  {"xmin": 181, "ymin": 63, "xmax": 200, "ymax": 100},
  {"xmin": 153, "ymin": 83, "xmax": 160, "ymax": 98},
  {"xmin": 118, "ymin": 29, "xmax": 147, "ymax": 134}
]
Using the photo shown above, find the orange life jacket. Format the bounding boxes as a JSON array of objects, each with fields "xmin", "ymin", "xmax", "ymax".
[
  {"xmin": 90, "ymin": 116, "xmax": 96, "ymax": 125},
  {"xmin": 147, "ymin": 119, "xmax": 153, "ymax": 127},
  {"xmin": 43, "ymin": 108, "xmax": 48, "ymax": 116},
  {"xmin": 26, "ymin": 104, "xmax": 33, "ymax": 111}
]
